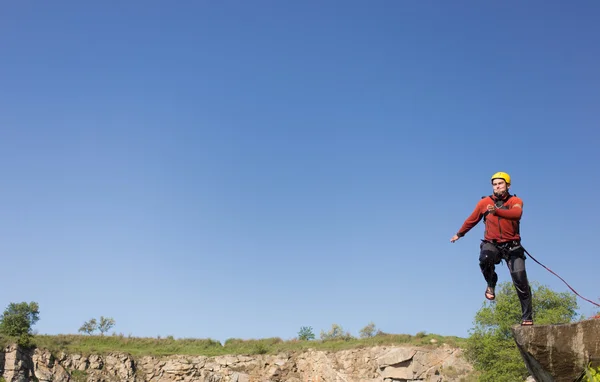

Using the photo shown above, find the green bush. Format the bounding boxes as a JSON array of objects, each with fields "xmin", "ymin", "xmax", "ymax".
[
  {"xmin": 252, "ymin": 343, "xmax": 269, "ymax": 354},
  {"xmin": 297, "ymin": 326, "xmax": 315, "ymax": 341},
  {"xmin": 0, "ymin": 302, "xmax": 40, "ymax": 348},
  {"xmin": 359, "ymin": 322, "xmax": 377, "ymax": 338},
  {"xmin": 79, "ymin": 319, "xmax": 98, "ymax": 335},
  {"xmin": 0, "ymin": 302, "xmax": 40, "ymax": 337},
  {"xmin": 585, "ymin": 363, "xmax": 600, "ymax": 382},
  {"xmin": 98, "ymin": 316, "xmax": 116, "ymax": 335},
  {"xmin": 320, "ymin": 324, "xmax": 353, "ymax": 341}
]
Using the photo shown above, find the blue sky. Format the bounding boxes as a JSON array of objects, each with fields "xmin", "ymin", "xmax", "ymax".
[{"xmin": 1, "ymin": 1, "xmax": 599, "ymax": 342}]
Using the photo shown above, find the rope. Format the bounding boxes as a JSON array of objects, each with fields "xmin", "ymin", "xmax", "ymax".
[{"xmin": 523, "ymin": 246, "xmax": 600, "ymax": 309}]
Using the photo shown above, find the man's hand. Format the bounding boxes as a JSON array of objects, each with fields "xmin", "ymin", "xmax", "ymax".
[
  {"xmin": 487, "ymin": 204, "xmax": 497, "ymax": 214},
  {"xmin": 450, "ymin": 235, "xmax": 460, "ymax": 243}
]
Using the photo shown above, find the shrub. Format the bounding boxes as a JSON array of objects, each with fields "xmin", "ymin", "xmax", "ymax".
[
  {"xmin": 0, "ymin": 302, "xmax": 40, "ymax": 347},
  {"xmin": 98, "ymin": 316, "xmax": 116, "ymax": 335},
  {"xmin": 78, "ymin": 319, "xmax": 98, "ymax": 335},
  {"xmin": 0, "ymin": 302, "xmax": 40, "ymax": 337},
  {"xmin": 320, "ymin": 324, "xmax": 353, "ymax": 341},
  {"xmin": 359, "ymin": 322, "xmax": 377, "ymax": 338},
  {"xmin": 297, "ymin": 326, "xmax": 315, "ymax": 341},
  {"xmin": 585, "ymin": 363, "xmax": 600, "ymax": 382}
]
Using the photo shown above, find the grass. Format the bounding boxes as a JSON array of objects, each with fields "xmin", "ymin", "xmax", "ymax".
[
  {"xmin": 1, "ymin": 332, "xmax": 467, "ymax": 358},
  {"xmin": 67, "ymin": 370, "xmax": 88, "ymax": 382}
]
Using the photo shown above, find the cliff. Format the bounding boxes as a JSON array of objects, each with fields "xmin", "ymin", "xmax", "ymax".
[
  {"xmin": 0, "ymin": 343, "xmax": 473, "ymax": 382},
  {"xmin": 512, "ymin": 318, "xmax": 600, "ymax": 382}
]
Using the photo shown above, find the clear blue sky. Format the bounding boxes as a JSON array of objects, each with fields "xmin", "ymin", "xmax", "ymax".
[{"xmin": 1, "ymin": 1, "xmax": 599, "ymax": 342}]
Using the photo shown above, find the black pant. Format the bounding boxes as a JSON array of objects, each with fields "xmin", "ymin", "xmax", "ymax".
[{"xmin": 479, "ymin": 241, "xmax": 533, "ymax": 321}]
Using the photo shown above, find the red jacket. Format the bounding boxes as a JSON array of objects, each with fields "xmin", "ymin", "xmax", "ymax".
[{"xmin": 457, "ymin": 194, "xmax": 523, "ymax": 242}]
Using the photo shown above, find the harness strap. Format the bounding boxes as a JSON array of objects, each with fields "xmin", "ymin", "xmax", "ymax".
[
  {"xmin": 482, "ymin": 194, "xmax": 514, "ymax": 222},
  {"xmin": 482, "ymin": 239, "xmax": 523, "ymax": 261}
]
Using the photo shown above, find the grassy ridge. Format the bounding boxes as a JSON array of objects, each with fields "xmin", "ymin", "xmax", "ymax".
[{"xmin": 1, "ymin": 332, "xmax": 467, "ymax": 357}]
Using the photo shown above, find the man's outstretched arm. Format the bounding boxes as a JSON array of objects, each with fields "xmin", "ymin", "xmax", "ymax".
[{"xmin": 451, "ymin": 200, "xmax": 485, "ymax": 242}]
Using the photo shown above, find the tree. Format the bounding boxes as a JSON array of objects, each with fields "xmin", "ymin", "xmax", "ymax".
[
  {"xmin": 320, "ymin": 323, "xmax": 353, "ymax": 341},
  {"xmin": 98, "ymin": 316, "xmax": 115, "ymax": 335},
  {"xmin": 465, "ymin": 281, "xmax": 579, "ymax": 382},
  {"xmin": 0, "ymin": 301, "xmax": 40, "ymax": 347},
  {"xmin": 359, "ymin": 322, "xmax": 377, "ymax": 338},
  {"xmin": 79, "ymin": 318, "xmax": 98, "ymax": 335},
  {"xmin": 297, "ymin": 326, "xmax": 315, "ymax": 341},
  {"xmin": 0, "ymin": 302, "xmax": 40, "ymax": 336}
]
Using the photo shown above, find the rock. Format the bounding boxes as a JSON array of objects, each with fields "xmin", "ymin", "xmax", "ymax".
[
  {"xmin": 2, "ymin": 343, "xmax": 475, "ymax": 381},
  {"xmin": 2, "ymin": 344, "xmax": 34, "ymax": 382},
  {"xmin": 512, "ymin": 318, "xmax": 600, "ymax": 382},
  {"xmin": 104, "ymin": 352, "xmax": 136, "ymax": 381},
  {"xmin": 377, "ymin": 347, "xmax": 417, "ymax": 367}
]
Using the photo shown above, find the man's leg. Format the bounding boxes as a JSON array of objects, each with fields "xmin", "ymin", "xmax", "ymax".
[
  {"xmin": 507, "ymin": 253, "xmax": 533, "ymax": 322},
  {"xmin": 479, "ymin": 242, "xmax": 501, "ymax": 296}
]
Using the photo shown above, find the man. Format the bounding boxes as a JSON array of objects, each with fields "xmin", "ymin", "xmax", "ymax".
[{"xmin": 450, "ymin": 172, "xmax": 533, "ymax": 326}]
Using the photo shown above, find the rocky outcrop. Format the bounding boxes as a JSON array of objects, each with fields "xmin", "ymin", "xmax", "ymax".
[
  {"xmin": 0, "ymin": 343, "xmax": 473, "ymax": 382},
  {"xmin": 512, "ymin": 318, "xmax": 600, "ymax": 382}
]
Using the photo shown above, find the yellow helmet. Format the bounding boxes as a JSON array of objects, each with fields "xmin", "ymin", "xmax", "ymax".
[{"xmin": 491, "ymin": 172, "xmax": 511, "ymax": 184}]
